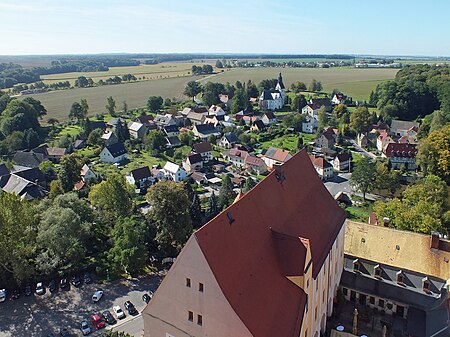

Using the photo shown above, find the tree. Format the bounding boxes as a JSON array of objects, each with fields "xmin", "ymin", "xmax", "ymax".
[
  {"xmin": 417, "ymin": 125, "xmax": 450, "ymax": 184},
  {"xmin": 146, "ymin": 181, "xmax": 193, "ymax": 250},
  {"xmin": 80, "ymin": 98, "xmax": 89, "ymax": 116},
  {"xmin": 333, "ymin": 104, "xmax": 348, "ymax": 119},
  {"xmin": 0, "ymin": 193, "xmax": 38, "ymax": 283},
  {"xmin": 69, "ymin": 102, "xmax": 86, "ymax": 123},
  {"xmin": 108, "ymin": 216, "xmax": 147, "ymax": 275},
  {"xmin": 430, "ymin": 110, "xmax": 446, "ymax": 133},
  {"xmin": 58, "ymin": 154, "xmax": 82, "ymax": 192},
  {"xmin": 309, "ymin": 79, "xmax": 322, "ymax": 92},
  {"xmin": 246, "ymin": 80, "xmax": 258, "ymax": 98},
  {"xmin": 122, "ymin": 101, "xmax": 128, "ymax": 114},
  {"xmin": 89, "ymin": 174, "xmax": 133, "ymax": 221},
  {"xmin": 106, "ymin": 96, "xmax": 116, "ymax": 115},
  {"xmin": 144, "ymin": 130, "xmax": 166, "ymax": 154},
  {"xmin": 147, "ymin": 96, "xmax": 163, "ymax": 113},
  {"xmin": 22, "ymin": 97, "xmax": 47, "ymax": 119},
  {"xmin": 179, "ymin": 131, "xmax": 194, "ymax": 146},
  {"xmin": 283, "ymin": 113, "xmax": 305, "ymax": 132},
  {"xmin": 292, "ymin": 94, "xmax": 307, "ymax": 112},
  {"xmin": 202, "ymin": 90, "xmax": 216, "ymax": 107},
  {"xmin": 74, "ymin": 76, "xmax": 89, "ymax": 88},
  {"xmin": 218, "ymin": 175, "xmax": 236, "ymax": 210},
  {"xmin": 350, "ymin": 157, "xmax": 376, "ymax": 200},
  {"xmin": 291, "ymin": 81, "xmax": 307, "ymax": 93},
  {"xmin": 350, "ymin": 106, "xmax": 372, "ymax": 134},
  {"xmin": 215, "ymin": 60, "xmax": 223, "ymax": 68},
  {"xmin": 183, "ymin": 81, "xmax": 203, "ymax": 102},
  {"xmin": 185, "ymin": 182, "xmax": 203, "ymax": 228},
  {"xmin": 47, "ymin": 118, "xmax": 59, "ymax": 128},
  {"xmin": 23, "ymin": 128, "xmax": 40, "ymax": 149},
  {"xmin": 297, "ymin": 136, "xmax": 304, "ymax": 149},
  {"xmin": 114, "ymin": 119, "xmax": 130, "ymax": 143},
  {"xmin": 49, "ymin": 180, "xmax": 64, "ymax": 200},
  {"xmin": 243, "ymin": 177, "xmax": 256, "ymax": 193},
  {"xmin": 231, "ymin": 88, "xmax": 248, "ymax": 114},
  {"xmin": 0, "ymin": 99, "xmax": 40, "ymax": 136},
  {"xmin": 88, "ymin": 128, "xmax": 104, "ymax": 147},
  {"xmin": 317, "ymin": 106, "xmax": 329, "ymax": 131},
  {"xmin": 207, "ymin": 191, "xmax": 219, "ymax": 220}
]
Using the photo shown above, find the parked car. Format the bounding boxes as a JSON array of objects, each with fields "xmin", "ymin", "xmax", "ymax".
[
  {"xmin": 11, "ymin": 289, "xmax": 20, "ymax": 300},
  {"xmin": 80, "ymin": 321, "xmax": 91, "ymax": 335},
  {"xmin": 113, "ymin": 305, "xmax": 126, "ymax": 319},
  {"xmin": 92, "ymin": 290, "xmax": 103, "ymax": 302},
  {"xmin": 48, "ymin": 280, "xmax": 57, "ymax": 293},
  {"xmin": 46, "ymin": 333, "xmax": 55, "ymax": 337},
  {"xmin": 102, "ymin": 310, "xmax": 117, "ymax": 325},
  {"xmin": 24, "ymin": 284, "xmax": 32, "ymax": 296},
  {"xmin": 71, "ymin": 275, "xmax": 81, "ymax": 288},
  {"xmin": 0, "ymin": 289, "xmax": 6, "ymax": 302},
  {"xmin": 59, "ymin": 328, "xmax": 71, "ymax": 336},
  {"xmin": 60, "ymin": 278, "xmax": 69, "ymax": 290},
  {"xmin": 124, "ymin": 300, "xmax": 138, "ymax": 315},
  {"xmin": 142, "ymin": 292, "xmax": 152, "ymax": 304},
  {"xmin": 36, "ymin": 282, "xmax": 45, "ymax": 295},
  {"xmin": 83, "ymin": 272, "xmax": 92, "ymax": 284},
  {"xmin": 91, "ymin": 314, "xmax": 105, "ymax": 329}
]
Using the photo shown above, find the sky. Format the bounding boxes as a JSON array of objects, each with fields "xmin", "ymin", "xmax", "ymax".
[{"xmin": 0, "ymin": 0, "xmax": 449, "ymax": 56}]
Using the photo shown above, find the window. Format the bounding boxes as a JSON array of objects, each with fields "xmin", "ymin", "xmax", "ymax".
[
  {"xmin": 374, "ymin": 265, "xmax": 381, "ymax": 278},
  {"xmin": 314, "ymin": 307, "xmax": 317, "ymax": 321},
  {"xmin": 188, "ymin": 311, "xmax": 193, "ymax": 322},
  {"xmin": 305, "ymin": 329, "xmax": 308, "ymax": 337},
  {"xmin": 378, "ymin": 299, "xmax": 385, "ymax": 308},
  {"xmin": 305, "ymin": 295, "xmax": 309, "ymax": 313},
  {"xmin": 306, "ymin": 278, "xmax": 309, "ymax": 288},
  {"xmin": 423, "ymin": 277, "xmax": 430, "ymax": 292},
  {"xmin": 353, "ymin": 259, "xmax": 360, "ymax": 273},
  {"xmin": 197, "ymin": 314, "xmax": 203, "ymax": 326},
  {"xmin": 323, "ymin": 290, "xmax": 325, "ymax": 303},
  {"xmin": 369, "ymin": 296, "xmax": 375, "ymax": 305},
  {"xmin": 397, "ymin": 271, "xmax": 404, "ymax": 284},
  {"xmin": 199, "ymin": 283, "xmax": 204, "ymax": 292},
  {"xmin": 342, "ymin": 288, "xmax": 348, "ymax": 296},
  {"xmin": 186, "ymin": 278, "xmax": 191, "ymax": 287}
]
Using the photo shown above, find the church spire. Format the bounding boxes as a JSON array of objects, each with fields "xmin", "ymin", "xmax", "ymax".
[{"xmin": 277, "ymin": 73, "xmax": 285, "ymax": 90}]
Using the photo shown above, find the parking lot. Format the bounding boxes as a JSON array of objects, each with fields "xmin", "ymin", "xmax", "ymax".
[{"xmin": 0, "ymin": 275, "xmax": 161, "ymax": 337}]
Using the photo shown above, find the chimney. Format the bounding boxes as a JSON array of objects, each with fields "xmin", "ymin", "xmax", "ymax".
[
  {"xmin": 274, "ymin": 163, "xmax": 285, "ymax": 183},
  {"xmin": 383, "ymin": 217, "xmax": 390, "ymax": 227},
  {"xmin": 431, "ymin": 232, "xmax": 440, "ymax": 250}
]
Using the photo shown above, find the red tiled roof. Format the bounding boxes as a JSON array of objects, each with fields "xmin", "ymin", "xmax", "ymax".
[
  {"xmin": 309, "ymin": 154, "xmax": 332, "ymax": 169},
  {"xmin": 244, "ymin": 155, "xmax": 264, "ymax": 166},
  {"xmin": 384, "ymin": 143, "xmax": 417, "ymax": 158},
  {"xmin": 195, "ymin": 150, "xmax": 346, "ymax": 337}
]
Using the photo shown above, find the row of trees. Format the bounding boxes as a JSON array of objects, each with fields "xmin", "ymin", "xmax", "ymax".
[{"xmin": 191, "ymin": 65, "xmax": 213, "ymax": 75}]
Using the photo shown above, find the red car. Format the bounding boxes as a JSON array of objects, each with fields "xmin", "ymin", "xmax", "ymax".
[{"xmin": 91, "ymin": 314, "xmax": 106, "ymax": 329}]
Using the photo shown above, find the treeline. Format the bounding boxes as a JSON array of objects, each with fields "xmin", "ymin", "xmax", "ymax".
[
  {"xmin": 33, "ymin": 58, "xmax": 140, "ymax": 75},
  {"xmin": 0, "ymin": 63, "xmax": 40, "ymax": 89},
  {"xmin": 370, "ymin": 64, "xmax": 450, "ymax": 122}
]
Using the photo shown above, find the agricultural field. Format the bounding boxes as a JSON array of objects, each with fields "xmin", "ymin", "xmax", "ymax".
[
  {"xmin": 21, "ymin": 75, "xmax": 202, "ymax": 122},
  {"xmin": 40, "ymin": 62, "xmax": 212, "ymax": 85},
  {"xmin": 199, "ymin": 67, "xmax": 399, "ymax": 100}
]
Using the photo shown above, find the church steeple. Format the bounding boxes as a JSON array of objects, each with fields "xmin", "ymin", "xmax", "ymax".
[{"xmin": 277, "ymin": 73, "xmax": 285, "ymax": 90}]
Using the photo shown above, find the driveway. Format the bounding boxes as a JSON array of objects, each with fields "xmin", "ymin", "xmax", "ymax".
[
  {"xmin": 349, "ymin": 139, "xmax": 377, "ymax": 160},
  {"xmin": 0, "ymin": 275, "xmax": 161, "ymax": 337}
]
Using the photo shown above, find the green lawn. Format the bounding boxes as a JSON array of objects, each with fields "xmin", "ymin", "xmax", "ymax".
[
  {"xmin": 58, "ymin": 125, "xmax": 82, "ymax": 137},
  {"xmin": 258, "ymin": 133, "xmax": 315, "ymax": 152},
  {"xmin": 345, "ymin": 201, "xmax": 373, "ymax": 222}
]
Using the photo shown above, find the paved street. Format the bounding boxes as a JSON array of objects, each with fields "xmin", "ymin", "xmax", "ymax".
[{"xmin": 0, "ymin": 275, "xmax": 161, "ymax": 337}]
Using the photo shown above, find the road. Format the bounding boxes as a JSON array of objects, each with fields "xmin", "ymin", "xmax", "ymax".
[
  {"xmin": 0, "ymin": 275, "xmax": 161, "ymax": 337},
  {"xmin": 349, "ymin": 139, "xmax": 377, "ymax": 160}
]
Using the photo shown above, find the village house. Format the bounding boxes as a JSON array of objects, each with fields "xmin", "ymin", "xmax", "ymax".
[
  {"xmin": 126, "ymin": 166, "xmax": 154, "ymax": 192},
  {"xmin": 80, "ymin": 164, "xmax": 96, "ymax": 182},
  {"xmin": 135, "ymin": 114, "xmax": 154, "ymax": 127},
  {"xmin": 261, "ymin": 111, "xmax": 277, "ymax": 126},
  {"xmin": 219, "ymin": 132, "xmax": 239, "ymax": 149},
  {"xmin": 101, "ymin": 131, "xmax": 119, "ymax": 146},
  {"xmin": 0, "ymin": 166, "xmax": 47, "ymax": 200},
  {"xmin": 309, "ymin": 155, "xmax": 334, "ymax": 180},
  {"xmin": 302, "ymin": 115, "xmax": 318, "ymax": 134},
  {"xmin": 13, "ymin": 150, "xmax": 48, "ymax": 168},
  {"xmin": 244, "ymin": 155, "xmax": 268, "ymax": 175},
  {"xmin": 342, "ymin": 221, "xmax": 450, "ymax": 337},
  {"xmin": 154, "ymin": 114, "xmax": 177, "ymax": 128},
  {"xmin": 163, "ymin": 161, "xmax": 187, "ymax": 182},
  {"xmin": 208, "ymin": 105, "xmax": 226, "ymax": 116},
  {"xmin": 127, "ymin": 121, "xmax": 147, "ymax": 140},
  {"xmin": 250, "ymin": 120, "xmax": 266, "ymax": 133},
  {"xmin": 182, "ymin": 153, "xmax": 204, "ymax": 173},
  {"xmin": 302, "ymin": 103, "xmax": 321, "ymax": 118},
  {"xmin": 331, "ymin": 92, "xmax": 347, "ymax": 105},
  {"xmin": 192, "ymin": 142, "xmax": 213, "ymax": 162},
  {"xmin": 163, "ymin": 125, "xmax": 179, "ymax": 138},
  {"xmin": 165, "ymin": 136, "xmax": 181, "ymax": 148},
  {"xmin": 316, "ymin": 128, "xmax": 337, "ymax": 149},
  {"xmin": 99, "ymin": 143, "xmax": 128, "ymax": 164},
  {"xmin": 376, "ymin": 132, "xmax": 394, "ymax": 152},
  {"xmin": 106, "ymin": 117, "xmax": 125, "ymax": 130},
  {"xmin": 187, "ymin": 111, "xmax": 206, "ymax": 125},
  {"xmin": 332, "ymin": 153, "xmax": 352, "ymax": 172},
  {"xmin": 43, "ymin": 147, "xmax": 66, "ymax": 163},
  {"xmin": 383, "ymin": 143, "xmax": 417, "ymax": 170},
  {"xmin": 223, "ymin": 148, "xmax": 267, "ymax": 174},
  {"xmin": 258, "ymin": 73, "xmax": 285, "ymax": 111},
  {"xmin": 390, "ymin": 120, "xmax": 420, "ymax": 140},
  {"xmin": 235, "ymin": 109, "xmax": 254, "ymax": 121},
  {"xmin": 143, "ymin": 150, "xmax": 347, "ymax": 337},
  {"xmin": 309, "ymin": 97, "xmax": 332, "ymax": 112},
  {"xmin": 262, "ymin": 147, "xmax": 292, "ymax": 170},
  {"xmin": 192, "ymin": 124, "xmax": 221, "ymax": 141},
  {"xmin": 219, "ymin": 94, "xmax": 231, "ymax": 109}
]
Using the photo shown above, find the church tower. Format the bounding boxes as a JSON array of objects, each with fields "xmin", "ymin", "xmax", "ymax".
[{"xmin": 275, "ymin": 72, "xmax": 285, "ymax": 104}]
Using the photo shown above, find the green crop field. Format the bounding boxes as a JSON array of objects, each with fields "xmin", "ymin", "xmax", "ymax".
[
  {"xmin": 199, "ymin": 67, "xmax": 399, "ymax": 100},
  {"xmin": 20, "ymin": 75, "xmax": 202, "ymax": 122},
  {"xmin": 40, "ymin": 62, "xmax": 211, "ymax": 85}
]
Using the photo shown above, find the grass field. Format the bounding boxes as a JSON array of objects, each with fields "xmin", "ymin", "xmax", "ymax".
[
  {"xmin": 199, "ymin": 67, "xmax": 399, "ymax": 101},
  {"xmin": 41, "ymin": 62, "xmax": 211, "ymax": 85}
]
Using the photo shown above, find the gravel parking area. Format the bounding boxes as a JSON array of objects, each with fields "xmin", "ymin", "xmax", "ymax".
[{"xmin": 0, "ymin": 275, "xmax": 161, "ymax": 337}]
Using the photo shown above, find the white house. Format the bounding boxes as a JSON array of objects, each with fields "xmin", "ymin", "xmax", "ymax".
[
  {"xmin": 127, "ymin": 122, "xmax": 147, "ymax": 140},
  {"xmin": 192, "ymin": 142, "xmax": 213, "ymax": 162},
  {"xmin": 309, "ymin": 155, "xmax": 334, "ymax": 180},
  {"xmin": 208, "ymin": 105, "xmax": 226, "ymax": 116},
  {"xmin": 262, "ymin": 147, "xmax": 292, "ymax": 170},
  {"xmin": 219, "ymin": 132, "xmax": 239, "ymax": 149},
  {"xmin": 302, "ymin": 115, "xmax": 318, "ymax": 134},
  {"xmin": 262, "ymin": 111, "xmax": 278, "ymax": 126},
  {"xmin": 332, "ymin": 153, "xmax": 352, "ymax": 172},
  {"xmin": 163, "ymin": 161, "xmax": 187, "ymax": 182},
  {"xmin": 331, "ymin": 93, "xmax": 347, "ymax": 105},
  {"xmin": 302, "ymin": 103, "xmax": 320, "ymax": 118},
  {"xmin": 80, "ymin": 164, "xmax": 96, "ymax": 182},
  {"xmin": 99, "ymin": 143, "xmax": 128, "ymax": 163},
  {"xmin": 126, "ymin": 166, "xmax": 154, "ymax": 191},
  {"xmin": 182, "ymin": 153, "xmax": 203, "ymax": 173}
]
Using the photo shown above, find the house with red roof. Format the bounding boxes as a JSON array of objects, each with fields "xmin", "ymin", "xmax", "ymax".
[
  {"xmin": 143, "ymin": 150, "xmax": 347, "ymax": 337},
  {"xmin": 223, "ymin": 148, "xmax": 268, "ymax": 174},
  {"xmin": 262, "ymin": 146, "xmax": 292, "ymax": 170},
  {"xmin": 309, "ymin": 154, "xmax": 334, "ymax": 180}
]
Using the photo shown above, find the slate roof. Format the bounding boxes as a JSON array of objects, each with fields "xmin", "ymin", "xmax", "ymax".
[
  {"xmin": 222, "ymin": 132, "xmax": 238, "ymax": 144},
  {"xmin": 11, "ymin": 167, "xmax": 45, "ymax": 185},
  {"xmin": 13, "ymin": 151, "xmax": 47, "ymax": 168},
  {"xmin": 277, "ymin": 72, "xmax": 285, "ymax": 89},
  {"xmin": 261, "ymin": 89, "xmax": 274, "ymax": 101},
  {"xmin": 193, "ymin": 141, "xmax": 212, "ymax": 154},
  {"xmin": 0, "ymin": 164, "xmax": 9, "ymax": 177},
  {"xmin": 129, "ymin": 166, "xmax": 152, "ymax": 181},
  {"xmin": 105, "ymin": 143, "xmax": 127, "ymax": 158},
  {"xmin": 89, "ymin": 120, "xmax": 107, "ymax": 130},
  {"xmin": 391, "ymin": 120, "xmax": 420, "ymax": 132},
  {"xmin": 163, "ymin": 125, "xmax": 179, "ymax": 134},
  {"xmin": 135, "ymin": 114, "xmax": 154, "ymax": 124},
  {"xmin": 335, "ymin": 153, "xmax": 351, "ymax": 162},
  {"xmin": 194, "ymin": 124, "xmax": 219, "ymax": 135},
  {"xmin": 186, "ymin": 153, "xmax": 203, "ymax": 165},
  {"xmin": 194, "ymin": 150, "xmax": 346, "ymax": 337},
  {"xmin": 264, "ymin": 111, "xmax": 276, "ymax": 119},
  {"xmin": 252, "ymin": 120, "xmax": 266, "ymax": 130}
]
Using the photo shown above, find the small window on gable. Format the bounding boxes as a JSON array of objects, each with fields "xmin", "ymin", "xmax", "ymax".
[
  {"xmin": 374, "ymin": 265, "xmax": 382, "ymax": 278},
  {"xmin": 353, "ymin": 259, "xmax": 360, "ymax": 273},
  {"xmin": 397, "ymin": 271, "xmax": 404, "ymax": 285},
  {"xmin": 199, "ymin": 283, "xmax": 204, "ymax": 292},
  {"xmin": 423, "ymin": 277, "xmax": 430, "ymax": 292},
  {"xmin": 188, "ymin": 311, "xmax": 193, "ymax": 322},
  {"xmin": 197, "ymin": 314, "xmax": 203, "ymax": 326},
  {"xmin": 186, "ymin": 278, "xmax": 191, "ymax": 287}
]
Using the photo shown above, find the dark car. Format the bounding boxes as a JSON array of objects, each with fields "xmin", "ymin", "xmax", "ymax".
[
  {"xmin": 60, "ymin": 278, "xmax": 68, "ymax": 289},
  {"xmin": 59, "ymin": 328, "xmax": 71, "ymax": 336},
  {"xmin": 124, "ymin": 301, "xmax": 138, "ymax": 315},
  {"xmin": 24, "ymin": 284, "xmax": 32, "ymax": 296},
  {"xmin": 83, "ymin": 272, "xmax": 92, "ymax": 284},
  {"xmin": 11, "ymin": 289, "xmax": 20, "ymax": 300},
  {"xmin": 71, "ymin": 275, "xmax": 81, "ymax": 288},
  {"xmin": 48, "ymin": 280, "xmax": 57, "ymax": 293},
  {"xmin": 102, "ymin": 310, "xmax": 117, "ymax": 325},
  {"xmin": 142, "ymin": 293, "xmax": 152, "ymax": 304}
]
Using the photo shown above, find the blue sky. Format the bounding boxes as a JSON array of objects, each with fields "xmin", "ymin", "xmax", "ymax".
[{"xmin": 0, "ymin": 0, "xmax": 449, "ymax": 56}]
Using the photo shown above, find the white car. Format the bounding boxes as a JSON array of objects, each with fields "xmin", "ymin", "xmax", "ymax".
[
  {"xmin": 92, "ymin": 290, "xmax": 103, "ymax": 302},
  {"xmin": 113, "ymin": 305, "xmax": 126, "ymax": 319},
  {"xmin": 36, "ymin": 282, "xmax": 45, "ymax": 295},
  {"xmin": 81, "ymin": 321, "xmax": 91, "ymax": 335}
]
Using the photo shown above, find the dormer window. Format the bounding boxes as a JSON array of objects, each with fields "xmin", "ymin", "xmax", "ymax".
[
  {"xmin": 374, "ymin": 265, "xmax": 382, "ymax": 279},
  {"xmin": 397, "ymin": 271, "xmax": 405, "ymax": 285},
  {"xmin": 422, "ymin": 277, "xmax": 430, "ymax": 293},
  {"xmin": 353, "ymin": 259, "xmax": 361, "ymax": 273}
]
